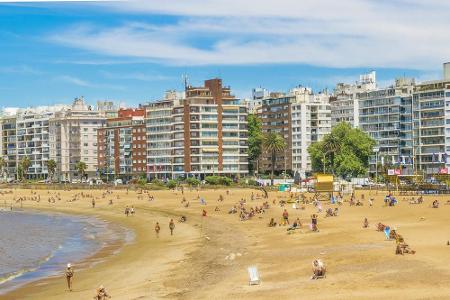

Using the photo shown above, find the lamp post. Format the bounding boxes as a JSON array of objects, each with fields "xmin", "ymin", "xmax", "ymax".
[{"xmin": 373, "ymin": 146, "xmax": 380, "ymax": 183}]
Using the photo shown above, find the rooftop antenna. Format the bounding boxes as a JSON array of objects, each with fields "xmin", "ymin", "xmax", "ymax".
[{"xmin": 182, "ymin": 74, "xmax": 189, "ymax": 90}]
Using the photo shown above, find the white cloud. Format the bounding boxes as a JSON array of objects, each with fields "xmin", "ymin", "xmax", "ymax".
[
  {"xmin": 48, "ymin": 0, "xmax": 450, "ymax": 70},
  {"xmin": 58, "ymin": 75, "xmax": 126, "ymax": 90},
  {"xmin": 0, "ymin": 65, "xmax": 43, "ymax": 75},
  {"xmin": 99, "ymin": 70, "xmax": 174, "ymax": 81}
]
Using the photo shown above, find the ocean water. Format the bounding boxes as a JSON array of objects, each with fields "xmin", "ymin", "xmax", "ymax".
[{"xmin": 0, "ymin": 210, "xmax": 131, "ymax": 294}]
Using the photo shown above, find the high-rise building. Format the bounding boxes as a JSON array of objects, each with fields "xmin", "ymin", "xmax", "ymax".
[
  {"xmin": 49, "ymin": 98, "xmax": 106, "ymax": 181},
  {"xmin": 145, "ymin": 79, "xmax": 249, "ymax": 179},
  {"xmin": 97, "ymin": 108, "xmax": 146, "ymax": 181},
  {"xmin": 358, "ymin": 78, "xmax": 415, "ymax": 176},
  {"xmin": 258, "ymin": 86, "xmax": 330, "ymax": 177},
  {"xmin": 330, "ymin": 71, "xmax": 376, "ymax": 128},
  {"xmin": 412, "ymin": 63, "xmax": 450, "ymax": 175}
]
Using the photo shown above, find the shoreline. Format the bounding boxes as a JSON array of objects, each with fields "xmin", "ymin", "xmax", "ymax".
[
  {"xmin": 1, "ymin": 188, "xmax": 205, "ymax": 299},
  {"xmin": 0, "ymin": 208, "xmax": 132, "ymax": 296}
]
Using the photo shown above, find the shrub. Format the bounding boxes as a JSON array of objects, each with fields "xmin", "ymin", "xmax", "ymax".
[
  {"xmin": 186, "ymin": 177, "xmax": 200, "ymax": 186},
  {"xmin": 137, "ymin": 177, "xmax": 147, "ymax": 186},
  {"xmin": 166, "ymin": 180, "xmax": 177, "ymax": 189},
  {"xmin": 205, "ymin": 176, "xmax": 232, "ymax": 186},
  {"xmin": 151, "ymin": 178, "xmax": 164, "ymax": 186}
]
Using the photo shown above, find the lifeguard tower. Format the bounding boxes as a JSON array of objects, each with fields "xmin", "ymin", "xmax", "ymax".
[{"xmin": 313, "ymin": 174, "xmax": 334, "ymax": 201}]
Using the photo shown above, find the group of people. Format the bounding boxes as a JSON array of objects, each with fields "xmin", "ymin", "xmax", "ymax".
[{"xmin": 154, "ymin": 219, "xmax": 176, "ymax": 237}]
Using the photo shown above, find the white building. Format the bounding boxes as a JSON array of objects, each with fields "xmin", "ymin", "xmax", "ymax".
[
  {"xmin": 291, "ymin": 89, "xmax": 331, "ymax": 178},
  {"xmin": 49, "ymin": 97, "xmax": 106, "ymax": 181},
  {"xmin": 331, "ymin": 71, "xmax": 377, "ymax": 127}
]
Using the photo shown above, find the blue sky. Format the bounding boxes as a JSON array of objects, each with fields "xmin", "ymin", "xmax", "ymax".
[{"xmin": 0, "ymin": 0, "xmax": 449, "ymax": 107}]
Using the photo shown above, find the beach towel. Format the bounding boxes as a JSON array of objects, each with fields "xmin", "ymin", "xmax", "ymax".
[{"xmin": 384, "ymin": 226, "xmax": 391, "ymax": 239}]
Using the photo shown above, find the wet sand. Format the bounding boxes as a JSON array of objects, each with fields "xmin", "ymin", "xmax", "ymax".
[{"xmin": 1, "ymin": 188, "xmax": 450, "ymax": 299}]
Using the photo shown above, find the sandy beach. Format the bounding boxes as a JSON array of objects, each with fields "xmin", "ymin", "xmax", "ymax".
[{"xmin": 1, "ymin": 187, "xmax": 450, "ymax": 300}]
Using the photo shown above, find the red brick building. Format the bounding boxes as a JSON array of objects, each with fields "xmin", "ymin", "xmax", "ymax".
[{"xmin": 97, "ymin": 108, "xmax": 146, "ymax": 180}]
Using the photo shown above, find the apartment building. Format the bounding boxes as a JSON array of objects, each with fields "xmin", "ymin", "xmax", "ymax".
[
  {"xmin": 49, "ymin": 98, "xmax": 106, "ymax": 181},
  {"xmin": 358, "ymin": 78, "xmax": 415, "ymax": 176},
  {"xmin": 15, "ymin": 106, "xmax": 68, "ymax": 179},
  {"xmin": 258, "ymin": 86, "xmax": 330, "ymax": 177},
  {"xmin": 0, "ymin": 115, "xmax": 17, "ymax": 178},
  {"xmin": 97, "ymin": 108, "xmax": 146, "ymax": 180},
  {"xmin": 413, "ymin": 63, "xmax": 450, "ymax": 174},
  {"xmin": 330, "ymin": 71, "xmax": 376, "ymax": 127},
  {"xmin": 145, "ymin": 79, "xmax": 249, "ymax": 179}
]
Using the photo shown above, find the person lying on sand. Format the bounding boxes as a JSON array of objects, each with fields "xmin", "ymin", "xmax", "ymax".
[
  {"xmin": 287, "ymin": 218, "xmax": 302, "ymax": 231},
  {"xmin": 179, "ymin": 216, "xmax": 187, "ymax": 223},
  {"xmin": 93, "ymin": 285, "xmax": 111, "ymax": 300},
  {"xmin": 396, "ymin": 242, "xmax": 416, "ymax": 255},
  {"xmin": 377, "ymin": 223, "xmax": 387, "ymax": 232},
  {"xmin": 311, "ymin": 259, "xmax": 326, "ymax": 279}
]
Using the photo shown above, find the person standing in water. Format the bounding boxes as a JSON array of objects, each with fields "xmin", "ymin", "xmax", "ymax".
[
  {"xmin": 65, "ymin": 263, "xmax": 74, "ymax": 291},
  {"xmin": 169, "ymin": 219, "xmax": 175, "ymax": 235},
  {"xmin": 155, "ymin": 222, "xmax": 161, "ymax": 237}
]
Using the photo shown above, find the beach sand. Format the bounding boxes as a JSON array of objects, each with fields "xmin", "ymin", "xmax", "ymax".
[{"xmin": 1, "ymin": 187, "xmax": 450, "ymax": 299}]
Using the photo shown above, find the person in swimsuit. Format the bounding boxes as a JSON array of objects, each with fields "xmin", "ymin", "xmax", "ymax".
[
  {"xmin": 65, "ymin": 263, "xmax": 74, "ymax": 291},
  {"xmin": 169, "ymin": 219, "xmax": 175, "ymax": 235},
  {"xmin": 93, "ymin": 285, "xmax": 111, "ymax": 300}
]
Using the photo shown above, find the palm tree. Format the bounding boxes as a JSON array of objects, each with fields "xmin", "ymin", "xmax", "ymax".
[
  {"xmin": 75, "ymin": 161, "xmax": 87, "ymax": 182},
  {"xmin": 0, "ymin": 157, "xmax": 6, "ymax": 180},
  {"xmin": 263, "ymin": 132, "xmax": 287, "ymax": 185},
  {"xmin": 47, "ymin": 159, "xmax": 57, "ymax": 182},
  {"xmin": 19, "ymin": 157, "xmax": 31, "ymax": 181},
  {"xmin": 321, "ymin": 134, "xmax": 340, "ymax": 173}
]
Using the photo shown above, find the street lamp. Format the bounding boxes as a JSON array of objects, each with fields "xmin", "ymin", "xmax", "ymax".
[{"xmin": 373, "ymin": 146, "xmax": 380, "ymax": 183}]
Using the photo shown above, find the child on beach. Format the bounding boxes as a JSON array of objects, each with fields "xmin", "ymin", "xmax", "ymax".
[{"xmin": 65, "ymin": 263, "xmax": 74, "ymax": 292}]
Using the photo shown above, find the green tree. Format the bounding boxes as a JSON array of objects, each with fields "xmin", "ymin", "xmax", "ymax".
[
  {"xmin": 19, "ymin": 157, "xmax": 31, "ymax": 181},
  {"xmin": 47, "ymin": 159, "xmax": 57, "ymax": 182},
  {"xmin": 75, "ymin": 161, "xmax": 87, "ymax": 181},
  {"xmin": 308, "ymin": 122, "xmax": 375, "ymax": 179},
  {"xmin": 0, "ymin": 157, "xmax": 6, "ymax": 179},
  {"xmin": 247, "ymin": 114, "xmax": 263, "ymax": 175},
  {"xmin": 263, "ymin": 132, "xmax": 287, "ymax": 185}
]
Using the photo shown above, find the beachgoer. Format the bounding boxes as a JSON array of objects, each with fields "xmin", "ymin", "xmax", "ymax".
[
  {"xmin": 130, "ymin": 206, "xmax": 135, "ymax": 215},
  {"xmin": 125, "ymin": 206, "xmax": 130, "ymax": 217},
  {"xmin": 169, "ymin": 219, "xmax": 175, "ymax": 235},
  {"xmin": 311, "ymin": 214, "xmax": 318, "ymax": 231},
  {"xmin": 93, "ymin": 285, "xmax": 111, "ymax": 300},
  {"xmin": 92, "ymin": 199, "xmax": 95, "ymax": 208},
  {"xmin": 268, "ymin": 218, "xmax": 277, "ymax": 227},
  {"xmin": 363, "ymin": 218, "xmax": 369, "ymax": 228},
  {"xmin": 65, "ymin": 263, "xmax": 74, "ymax": 292},
  {"xmin": 282, "ymin": 209, "xmax": 289, "ymax": 225},
  {"xmin": 202, "ymin": 209, "xmax": 207, "ymax": 217},
  {"xmin": 155, "ymin": 222, "xmax": 161, "ymax": 237},
  {"xmin": 311, "ymin": 259, "xmax": 326, "ymax": 279}
]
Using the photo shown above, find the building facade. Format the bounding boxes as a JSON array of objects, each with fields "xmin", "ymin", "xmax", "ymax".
[
  {"xmin": 97, "ymin": 108, "xmax": 146, "ymax": 181},
  {"xmin": 145, "ymin": 79, "xmax": 249, "ymax": 179},
  {"xmin": 49, "ymin": 98, "xmax": 106, "ymax": 181}
]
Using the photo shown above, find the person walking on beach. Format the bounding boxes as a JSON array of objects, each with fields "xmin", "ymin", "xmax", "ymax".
[
  {"xmin": 169, "ymin": 219, "xmax": 175, "ymax": 235},
  {"xmin": 125, "ymin": 206, "xmax": 130, "ymax": 217},
  {"xmin": 92, "ymin": 199, "xmax": 95, "ymax": 208},
  {"xmin": 65, "ymin": 263, "xmax": 74, "ymax": 292},
  {"xmin": 155, "ymin": 222, "xmax": 161, "ymax": 238}
]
